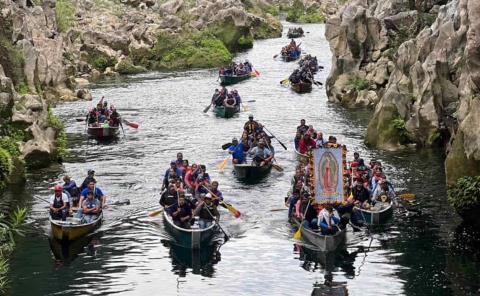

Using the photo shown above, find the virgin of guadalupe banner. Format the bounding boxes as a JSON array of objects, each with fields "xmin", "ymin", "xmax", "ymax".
[{"xmin": 312, "ymin": 147, "xmax": 345, "ymax": 203}]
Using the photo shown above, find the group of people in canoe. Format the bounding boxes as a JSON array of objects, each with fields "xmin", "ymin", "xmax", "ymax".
[
  {"xmin": 219, "ymin": 60, "xmax": 253, "ymax": 77},
  {"xmin": 49, "ymin": 169, "xmax": 107, "ymax": 223},
  {"xmin": 211, "ymin": 87, "xmax": 242, "ymax": 108},
  {"xmin": 298, "ymin": 55, "xmax": 320, "ymax": 74},
  {"xmin": 227, "ymin": 115, "xmax": 275, "ymax": 166},
  {"xmin": 287, "ymin": 27, "xmax": 304, "ymax": 38},
  {"xmin": 159, "ymin": 153, "xmax": 225, "ymax": 229},
  {"xmin": 287, "ymin": 119, "xmax": 397, "ymax": 233},
  {"xmin": 288, "ymin": 60, "xmax": 316, "ymax": 86},
  {"xmin": 87, "ymin": 98, "xmax": 121, "ymax": 128},
  {"xmin": 281, "ymin": 39, "xmax": 301, "ymax": 60}
]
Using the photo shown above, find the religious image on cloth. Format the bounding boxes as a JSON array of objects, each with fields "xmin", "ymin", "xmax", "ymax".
[{"xmin": 312, "ymin": 147, "xmax": 345, "ymax": 203}]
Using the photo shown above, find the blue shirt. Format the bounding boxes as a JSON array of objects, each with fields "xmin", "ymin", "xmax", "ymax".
[
  {"xmin": 228, "ymin": 143, "xmax": 246, "ymax": 162},
  {"xmin": 80, "ymin": 187, "xmax": 104, "ymax": 201},
  {"xmin": 164, "ymin": 168, "xmax": 184, "ymax": 180}
]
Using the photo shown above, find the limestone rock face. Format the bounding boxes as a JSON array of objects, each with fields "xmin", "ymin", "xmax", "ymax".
[{"xmin": 325, "ymin": 0, "xmax": 480, "ymax": 183}]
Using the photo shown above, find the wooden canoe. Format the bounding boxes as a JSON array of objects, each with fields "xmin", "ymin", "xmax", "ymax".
[
  {"xmin": 87, "ymin": 126, "xmax": 120, "ymax": 138},
  {"xmin": 213, "ymin": 105, "xmax": 240, "ymax": 118},
  {"xmin": 290, "ymin": 217, "xmax": 347, "ymax": 252},
  {"xmin": 50, "ymin": 212, "xmax": 103, "ymax": 241},
  {"xmin": 291, "ymin": 81, "xmax": 312, "ymax": 93},
  {"xmin": 233, "ymin": 162, "xmax": 272, "ymax": 181},
  {"xmin": 219, "ymin": 73, "xmax": 251, "ymax": 85},
  {"xmin": 163, "ymin": 211, "xmax": 217, "ymax": 249},
  {"xmin": 294, "ymin": 144, "xmax": 309, "ymax": 163},
  {"xmin": 354, "ymin": 201, "xmax": 394, "ymax": 225}
]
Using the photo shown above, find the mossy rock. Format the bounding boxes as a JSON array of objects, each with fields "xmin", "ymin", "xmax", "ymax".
[
  {"xmin": 0, "ymin": 147, "xmax": 12, "ymax": 189},
  {"xmin": 447, "ymin": 175, "xmax": 480, "ymax": 227},
  {"xmin": 365, "ymin": 106, "xmax": 406, "ymax": 148},
  {"xmin": 115, "ymin": 58, "xmax": 146, "ymax": 75},
  {"xmin": 251, "ymin": 15, "xmax": 282, "ymax": 39},
  {"xmin": 445, "ymin": 130, "xmax": 480, "ymax": 186},
  {"xmin": 207, "ymin": 20, "xmax": 253, "ymax": 51}
]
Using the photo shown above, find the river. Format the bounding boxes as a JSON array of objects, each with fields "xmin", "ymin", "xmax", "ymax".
[{"xmin": 4, "ymin": 22, "xmax": 480, "ymax": 296}]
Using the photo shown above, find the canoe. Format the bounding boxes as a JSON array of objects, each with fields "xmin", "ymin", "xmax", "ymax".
[
  {"xmin": 50, "ymin": 212, "xmax": 103, "ymax": 241},
  {"xmin": 291, "ymin": 81, "xmax": 312, "ymax": 93},
  {"xmin": 282, "ymin": 53, "xmax": 301, "ymax": 62},
  {"xmin": 219, "ymin": 73, "xmax": 251, "ymax": 85},
  {"xmin": 213, "ymin": 105, "xmax": 240, "ymax": 118},
  {"xmin": 163, "ymin": 211, "xmax": 217, "ymax": 249},
  {"xmin": 354, "ymin": 201, "xmax": 394, "ymax": 225},
  {"xmin": 87, "ymin": 126, "xmax": 120, "ymax": 138},
  {"xmin": 233, "ymin": 162, "xmax": 272, "ymax": 180},
  {"xmin": 294, "ymin": 144, "xmax": 309, "ymax": 163},
  {"xmin": 290, "ymin": 217, "xmax": 347, "ymax": 252},
  {"xmin": 287, "ymin": 32, "xmax": 304, "ymax": 38}
]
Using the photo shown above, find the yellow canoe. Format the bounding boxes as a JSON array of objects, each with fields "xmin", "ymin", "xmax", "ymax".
[{"xmin": 50, "ymin": 212, "xmax": 103, "ymax": 241}]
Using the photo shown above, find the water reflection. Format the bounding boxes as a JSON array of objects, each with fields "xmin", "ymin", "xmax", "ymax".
[
  {"xmin": 162, "ymin": 240, "xmax": 222, "ymax": 278},
  {"xmin": 49, "ymin": 234, "xmax": 100, "ymax": 265}
]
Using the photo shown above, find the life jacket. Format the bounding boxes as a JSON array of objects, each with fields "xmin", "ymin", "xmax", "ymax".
[{"xmin": 53, "ymin": 195, "xmax": 64, "ymax": 208}]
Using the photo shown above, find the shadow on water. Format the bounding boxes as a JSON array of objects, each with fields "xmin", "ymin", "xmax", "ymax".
[
  {"xmin": 161, "ymin": 240, "xmax": 222, "ymax": 278},
  {"xmin": 49, "ymin": 234, "xmax": 100, "ymax": 265}
]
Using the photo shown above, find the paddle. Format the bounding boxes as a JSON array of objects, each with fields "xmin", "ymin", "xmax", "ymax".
[
  {"xmin": 280, "ymin": 79, "xmax": 290, "ymax": 86},
  {"xmin": 399, "ymin": 193, "xmax": 415, "ymax": 201},
  {"xmin": 314, "ymin": 80, "xmax": 323, "ymax": 87},
  {"xmin": 203, "ymin": 203, "xmax": 229, "ymax": 242},
  {"xmin": 148, "ymin": 202, "xmax": 176, "ymax": 218},
  {"xmin": 273, "ymin": 54, "xmax": 279, "ymax": 59},
  {"xmin": 122, "ymin": 119, "xmax": 139, "ymax": 129},
  {"xmin": 120, "ymin": 121, "xmax": 126, "ymax": 139},
  {"xmin": 241, "ymin": 102, "xmax": 249, "ymax": 112},
  {"xmin": 203, "ymin": 102, "xmax": 213, "ymax": 113},
  {"xmin": 263, "ymin": 126, "xmax": 287, "ymax": 150},
  {"xmin": 202, "ymin": 186, "xmax": 241, "ymax": 218},
  {"xmin": 222, "ymin": 142, "xmax": 233, "ymax": 150},
  {"xmin": 264, "ymin": 138, "xmax": 283, "ymax": 172},
  {"xmin": 218, "ymin": 157, "xmax": 229, "ymax": 172},
  {"xmin": 293, "ymin": 198, "xmax": 311, "ymax": 240}
]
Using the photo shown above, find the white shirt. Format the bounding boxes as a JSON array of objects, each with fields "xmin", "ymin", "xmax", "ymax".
[
  {"xmin": 372, "ymin": 186, "xmax": 395, "ymax": 202},
  {"xmin": 49, "ymin": 192, "xmax": 69, "ymax": 205},
  {"xmin": 317, "ymin": 208, "xmax": 340, "ymax": 227}
]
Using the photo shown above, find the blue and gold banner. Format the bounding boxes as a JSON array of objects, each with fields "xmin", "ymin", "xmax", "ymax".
[{"xmin": 311, "ymin": 147, "xmax": 346, "ymax": 203}]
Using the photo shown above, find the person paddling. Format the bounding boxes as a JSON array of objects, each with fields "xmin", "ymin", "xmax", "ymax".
[
  {"xmin": 168, "ymin": 194, "xmax": 192, "ymax": 229},
  {"xmin": 193, "ymin": 193, "xmax": 220, "ymax": 229},
  {"xmin": 228, "ymin": 138, "xmax": 246, "ymax": 164}
]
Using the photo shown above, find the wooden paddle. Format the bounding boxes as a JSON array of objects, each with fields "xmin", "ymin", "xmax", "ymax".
[
  {"xmin": 293, "ymin": 198, "xmax": 311, "ymax": 240},
  {"xmin": 273, "ymin": 54, "xmax": 279, "ymax": 59},
  {"xmin": 222, "ymin": 142, "xmax": 233, "ymax": 150},
  {"xmin": 264, "ymin": 138, "xmax": 283, "ymax": 172},
  {"xmin": 218, "ymin": 157, "xmax": 229, "ymax": 172},
  {"xmin": 399, "ymin": 193, "xmax": 416, "ymax": 201},
  {"xmin": 204, "ymin": 205, "xmax": 229, "ymax": 242},
  {"xmin": 148, "ymin": 202, "xmax": 176, "ymax": 218},
  {"xmin": 263, "ymin": 126, "xmax": 287, "ymax": 150},
  {"xmin": 202, "ymin": 186, "xmax": 241, "ymax": 218},
  {"xmin": 203, "ymin": 102, "xmax": 213, "ymax": 113}
]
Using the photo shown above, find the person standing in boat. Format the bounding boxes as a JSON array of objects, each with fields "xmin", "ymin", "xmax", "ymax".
[
  {"xmin": 80, "ymin": 169, "xmax": 96, "ymax": 190},
  {"xmin": 317, "ymin": 204, "xmax": 341, "ymax": 235},
  {"xmin": 49, "ymin": 185, "xmax": 69, "ymax": 221},
  {"xmin": 193, "ymin": 193, "xmax": 220, "ymax": 229},
  {"xmin": 297, "ymin": 119, "xmax": 308, "ymax": 135},
  {"xmin": 168, "ymin": 194, "xmax": 192, "ymax": 229},
  {"xmin": 228, "ymin": 138, "xmax": 246, "ymax": 164},
  {"xmin": 244, "ymin": 114, "xmax": 259, "ymax": 136},
  {"xmin": 248, "ymin": 140, "xmax": 273, "ymax": 166},
  {"xmin": 81, "ymin": 191, "xmax": 100, "ymax": 223}
]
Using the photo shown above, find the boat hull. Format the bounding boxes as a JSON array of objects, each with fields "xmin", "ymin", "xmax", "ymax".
[
  {"xmin": 290, "ymin": 217, "xmax": 347, "ymax": 252},
  {"xmin": 50, "ymin": 212, "xmax": 103, "ymax": 241},
  {"xmin": 287, "ymin": 33, "xmax": 304, "ymax": 38},
  {"xmin": 291, "ymin": 82, "xmax": 312, "ymax": 93},
  {"xmin": 233, "ymin": 163, "xmax": 272, "ymax": 181},
  {"xmin": 214, "ymin": 105, "xmax": 240, "ymax": 118},
  {"xmin": 87, "ymin": 126, "xmax": 120, "ymax": 138},
  {"xmin": 163, "ymin": 211, "xmax": 217, "ymax": 249},
  {"xmin": 219, "ymin": 74, "xmax": 251, "ymax": 86},
  {"xmin": 355, "ymin": 201, "xmax": 394, "ymax": 225},
  {"xmin": 282, "ymin": 54, "xmax": 301, "ymax": 62}
]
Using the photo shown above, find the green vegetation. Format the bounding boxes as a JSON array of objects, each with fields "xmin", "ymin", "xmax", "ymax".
[
  {"xmin": 238, "ymin": 35, "xmax": 254, "ymax": 49},
  {"xmin": 15, "ymin": 83, "xmax": 29, "ymax": 95},
  {"xmin": 391, "ymin": 117, "xmax": 409, "ymax": 144},
  {"xmin": 55, "ymin": 0, "xmax": 75, "ymax": 33},
  {"xmin": 0, "ymin": 208, "xmax": 27, "ymax": 293},
  {"xmin": 207, "ymin": 21, "xmax": 253, "ymax": 51},
  {"xmin": 427, "ymin": 131, "xmax": 441, "ymax": 146},
  {"xmin": 144, "ymin": 31, "xmax": 232, "ymax": 70},
  {"xmin": 0, "ymin": 18, "xmax": 26, "ymax": 88},
  {"xmin": 448, "ymin": 176, "xmax": 480, "ymax": 219},
  {"xmin": 92, "ymin": 55, "xmax": 117, "ymax": 72},
  {"xmin": 349, "ymin": 76, "xmax": 369, "ymax": 91},
  {"xmin": 0, "ymin": 127, "xmax": 27, "ymax": 188},
  {"xmin": 115, "ymin": 59, "xmax": 146, "ymax": 75},
  {"xmin": 47, "ymin": 108, "xmax": 67, "ymax": 158},
  {"xmin": 283, "ymin": 0, "xmax": 325, "ymax": 23}
]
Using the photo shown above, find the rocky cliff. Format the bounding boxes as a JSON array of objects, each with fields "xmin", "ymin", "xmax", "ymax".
[
  {"xmin": 325, "ymin": 0, "xmax": 480, "ymax": 186},
  {"xmin": 0, "ymin": 0, "xmax": 284, "ymax": 189}
]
